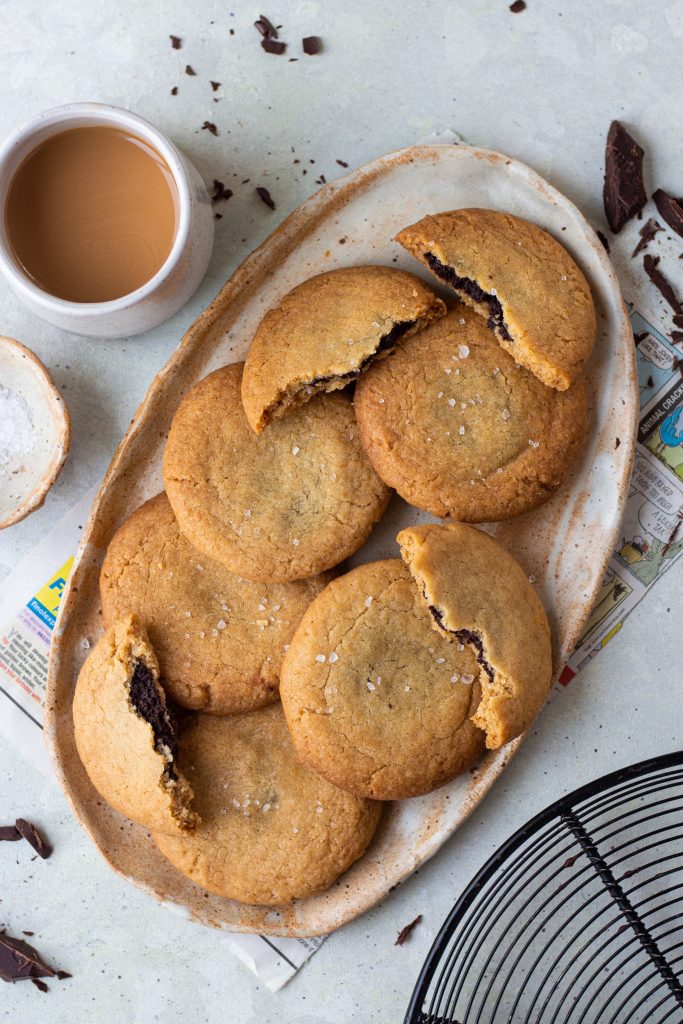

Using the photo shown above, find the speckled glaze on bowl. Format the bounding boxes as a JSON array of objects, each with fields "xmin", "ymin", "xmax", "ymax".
[
  {"xmin": 45, "ymin": 144, "xmax": 637, "ymax": 938},
  {"xmin": 0, "ymin": 336, "xmax": 70, "ymax": 528}
]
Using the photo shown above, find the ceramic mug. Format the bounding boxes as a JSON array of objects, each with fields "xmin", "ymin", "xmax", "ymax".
[{"xmin": 0, "ymin": 103, "xmax": 214, "ymax": 338}]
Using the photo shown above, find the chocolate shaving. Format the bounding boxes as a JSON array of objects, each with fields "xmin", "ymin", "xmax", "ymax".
[
  {"xmin": 643, "ymin": 254, "xmax": 682, "ymax": 313},
  {"xmin": 15, "ymin": 820, "xmax": 51, "ymax": 860},
  {"xmin": 336, "ymin": 159, "xmax": 349, "ymax": 168},
  {"xmin": 254, "ymin": 14, "xmax": 278, "ymax": 39},
  {"xmin": 653, "ymin": 189, "xmax": 683, "ymax": 240},
  {"xmin": 302, "ymin": 35, "xmax": 322, "ymax": 55},
  {"xmin": 395, "ymin": 915, "xmax": 422, "ymax": 946},
  {"xmin": 170, "ymin": 35, "xmax": 182, "ymax": 49},
  {"xmin": 210, "ymin": 80, "xmax": 221, "ymax": 92},
  {"xmin": 185, "ymin": 64, "xmax": 196, "ymax": 76},
  {"xmin": 211, "ymin": 180, "xmax": 233, "ymax": 203},
  {"xmin": 201, "ymin": 121, "xmax": 218, "ymax": 136},
  {"xmin": 603, "ymin": 121, "xmax": 647, "ymax": 233},
  {"xmin": 631, "ymin": 218, "xmax": 663, "ymax": 258},
  {"xmin": 261, "ymin": 37, "xmax": 286, "ymax": 54},
  {"xmin": 256, "ymin": 186, "xmax": 276, "ymax": 210},
  {"xmin": 596, "ymin": 229, "xmax": 610, "ymax": 252},
  {"xmin": 0, "ymin": 933, "xmax": 65, "ymax": 984},
  {"xmin": 0, "ymin": 825, "xmax": 21, "ymax": 842},
  {"xmin": 509, "ymin": 0, "xmax": 526, "ymax": 10}
]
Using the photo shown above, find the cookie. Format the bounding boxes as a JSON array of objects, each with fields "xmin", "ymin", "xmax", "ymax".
[
  {"xmin": 100, "ymin": 493, "xmax": 331, "ymax": 714},
  {"xmin": 280, "ymin": 559, "xmax": 486, "ymax": 800},
  {"xmin": 396, "ymin": 209, "xmax": 596, "ymax": 390},
  {"xmin": 241, "ymin": 266, "xmax": 446, "ymax": 433},
  {"xmin": 153, "ymin": 705, "xmax": 381, "ymax": 905},
  {"xmin": 353, "ymin": 305, "xmax": 588, "ymax": 522},
  {"xmin": 73, "ymin": 615, "xmax": 197, "ymax": 836},
  {"xmin": 398, "ymin": 523, "xmax": 553, "ymax": 748},
  {"xmin": 164, "ymin": 363, "xmax": 390, "ymax": 583}
]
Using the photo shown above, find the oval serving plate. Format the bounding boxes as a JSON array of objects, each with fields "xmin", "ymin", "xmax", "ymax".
[{"xmin": 45, "ymin": 144, "xmax": 637, "ymax": 938}]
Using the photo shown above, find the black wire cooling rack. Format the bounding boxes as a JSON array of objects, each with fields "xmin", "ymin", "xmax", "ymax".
[{"xmin": 405, "ymin": 751, "xmax": 683, "ymax": 1024}]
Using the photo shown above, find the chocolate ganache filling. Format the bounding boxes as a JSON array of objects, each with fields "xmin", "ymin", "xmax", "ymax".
[
  {"xmin": 424, "ymin": 252, "xmax": 512, "ymax": 342},
  {"xmin": 428, "ymin": 605, "xmax": 495, "ymax": 682},
  {"xmin": 129, "ymin": 661, "xmax": 178, "ymax": 775},
  {"xmin": 309, "ymin": 319, "xmax": 415, "ymax": 388}
]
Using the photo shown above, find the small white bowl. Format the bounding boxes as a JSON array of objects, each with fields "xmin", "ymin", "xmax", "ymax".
[
  {"xmin": 0, "ymin": 104, "xmax": 214, "ymax": 338},
  {"xmin": 0, "ymin": 336, "xmax": 71, "ymax": 528}
]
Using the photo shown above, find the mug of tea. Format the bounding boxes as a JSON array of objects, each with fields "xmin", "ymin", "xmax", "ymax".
[{"xmin": 0, "ymin": 103, "xmax": 214, "ymax": 338}]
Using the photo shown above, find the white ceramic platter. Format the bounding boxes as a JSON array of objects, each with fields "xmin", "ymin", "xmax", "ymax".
[{"xmin": 45, "ymin": 145, "xmax": 637, "ymax": 937}]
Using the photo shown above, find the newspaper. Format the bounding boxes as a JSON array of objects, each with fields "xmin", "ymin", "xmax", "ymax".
[{"xmin": 1, "ymin": 186, "xmax": 682, "ymax": 990}]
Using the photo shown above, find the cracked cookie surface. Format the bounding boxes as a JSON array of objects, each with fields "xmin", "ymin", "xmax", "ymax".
[
  {"xmin": 280, "ymin": 559, "xmax": 486, "ymax": 800},
  {"xmin": 73, "ymin": 614, "xmax": 198, "ymax": 836},
  {"xmin": 241, "ymin": 265, "xmax": 446, "ymax": 433},
  {"xmin": 100, "ymin": 493, "xmax": 330, "ymax": 714},
  {"xmin": 354, "ymin": 305, "xmax": 588, "ymax": 522},
  {"xmin": 163, "ymin": 362, "xmax": 390, "ymax": 583},
  {"xmin": 153, "ymin": 704, "xmax": 381, "ymax": 905},
  {"xmin": 398, "ymin": 523, "xmax": 553, "ymax": 749},
  {"xmin": 397, "ymin": 208, "xmax": 596, "ymax": 390}
]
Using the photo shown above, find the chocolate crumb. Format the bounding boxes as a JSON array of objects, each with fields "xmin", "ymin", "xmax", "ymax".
[
  {"xmin": 254, "ymin": 14, "xmax": 278, "ymax": 39},
  {"xmin": 615, "ymin": 437, "xmax": 621, "ymax": 449},
  {"xmin": 170, "ymin": 35, "xmax": 182, "ymax": 49},
  {"xmin": 185, "ymin": 64, "xmax": 196, "ymax": 76},
  {"xmin": 339, "ymin": 237, "xmax": 347, "ymax": 244},
  {"xmin": 211, "ymin": 180, "xmax": 233, "ymax": 203},
  {"xmin": 0, "ymin": 933, "xmax": 65, "ymax": 984},
  {"xmin": 201, "ymin": 121, "xmax": 218, "ymax": 136},
  {"xmin": 631, "ymin": 217, "xmax": 662, "ymax": 258},
  {"xmin": 215, "ymin": 213, "xmax": 223, "ymax": 220},
  {"xmin": 170, "ymin": 86, "xmax": 178, "ymax": 96},
  {"xmin": 643, "ymin": 254, "xmax": 682, "ymax": 313},
  {"xmin": 653, "ymin": 189, "xmax": 683, "ymax": 240},
  {"xmin": 302, "ymin": 35, "xmax": 322, "ymax": 55},
  {"xmin": 647, "ymin": 375, "xmax": 654, "ymax": 388},
  {"xmin": 210, "ymin": 80, "xmax": 221, "ymax": 92},
  {"xmin": 0, "ymin": 825, "xmax": 21, "ymax": 842},
  {"xmin": 596, "ymin": 229, "xmax": 610, "ymax": 252},
  {"xmin": 15, "ymin": 820, "xmax": 51, "ymax": 860},
  {"xmin": 603, "ymin": 120, "xmax": 647, "ymax": 234},
  {"xmin": 256, "ymin": 186, "xmax": 276, "ymax": 210},
  {"xmin": 509, "ymin": 0, "xmax": 526, "ymax": 10},
  {"xmin": 262, "ymin": 37, "xmax": 286, "ymax": 55},
  {"xmin": 32, "ymin": 979, "xmax": 48, "ymax": 993},
  {"xmin": 395, "ymin": 915, "xmax": 422, "ymax": 946},
  {"xmin": 336, "ymin": 159, "xmax": 349, "ymax": 168},
  {"xmin": 673, "ymin": 313, "xmax": 683, "ymax": 329}
]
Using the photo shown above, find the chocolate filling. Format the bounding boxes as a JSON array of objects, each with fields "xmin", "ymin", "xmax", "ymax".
[
  {"xmin": 129, "ymin": 662, "xmax": 178, "ymax": 777},
  {"xmin": 309, "ymin": 318, "xmax": 416, "ymax": 389},
  {"xmin": 424, "ymin": 252, "xmax": 512, "ymax": 341},
  {"xmin": 428, "ymin": 606, "xmax": 495, "ymax": 682}
]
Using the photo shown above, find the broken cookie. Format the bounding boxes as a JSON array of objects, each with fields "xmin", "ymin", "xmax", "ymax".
[
  {"xmin": 396, "ymin": 209, "xmax": 596, "ymax": 391},
  {"xmin": 73, "ymin": 614, "xmax": 198, "ymax": 835},
  {"xmin": 240, "ymin": 265, "xmax": 445, "ymax": 433},
  {"xmin": 397, "ymin": 522, "xmax": 552, "ymax": 748}
]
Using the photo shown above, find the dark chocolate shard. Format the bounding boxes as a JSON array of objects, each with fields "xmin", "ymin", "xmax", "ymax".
[
  {"xmin": 302, "ymin": 35, "xmax": 322, "ymax": 55},
  {"xmin": 129, "ymin": 663, "xmax": 177, "ymax": 772},
  {"xmin": 201, "ymin": 121, "xmax": 218, "ymax": 136},
  {"xmin": 673, "ymin": 313, "xmax": 683, "ymax": 329},
  {"xmin": 509, "ymin": 0, "xmax": 526, "ymax": 10},
  {"xmin": 0, "ymin": 825, "xmax": 21, "ymax": 842},
  {"xmin": 32, "ymin": 978, "xmax": 49, "ymax": 992},
  {"xmin": 15, "ymin": 820, "xmax": 51, "ymax": 860},
  {"xmin": 424, "ymin": 252, "xmax": 512, "ymax": 341},
  {"xmin": 0, "ymin": 933, "xmax": 65, "ymax": 984},
  {"xmin": 211, "ymin": 179, "xmax": 233, "ymax": 203},
  {"xmin": 395, "ymin": 915, "xmax": 422, "ymax": 946},
  {"xmin": 643, "ymin": 254, "xmax": 682, "ymax": 313},
  {"xmin": 210, "ymin": 80, "xmax": 221, "ymax": 92},
  {"xmin": 631, "ymin": 218, "xmax": 662, "ymax": 258},
  {"xmin": 653, "ymin": 189, "xmax": 683, "ymax": 240},
  {"xmin": 254, "ymin": 14, "xmax": 278, "ymax": 39},
  {"xmin": 169, "ymin": 35, "xmax": 181, "ymax": 49},
  {"xmin": 603, "ymin": 121, "xmax": 647, "ymax": 233},
  {"xmin": 261, "ymin": 37, "xmax": 286, "ymax": 54},
  {"xmin": 256, "ymin": 186, "xmax": 276, "ymax": 210}
]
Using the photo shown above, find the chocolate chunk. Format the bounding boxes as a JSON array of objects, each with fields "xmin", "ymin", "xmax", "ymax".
[
  {"xmin": 32, "ymin": 979, "xmax": 49, "ymax": 993},
  {"xmin": 643, "ymin": 254, "xmax": 682, "ymax": 313},
  {"xmin": 653, "ymin": 189, "xmax": 683, "ymax": 240},
  {"xmin": 509, "ymin": 0, "xmax": 526, "ymax": 10},
  {"xmin": 254, "ymin": 14, "xmax": 278, "ymax": 39},
  {"xmin": 631, "ymin": 217, "xmax": 663, "ymax": 258},
  {"xmin": 210, "ymin": 80, "xmax": 221, "ymax": 92},
  {"xmin": 15, "ymin": 820, "xmax": 51, "ymax": 860},
  {"xmin": 0, "ymin": 825, "xmax": 21, "ymax": 842},
  {"xmin": 261, "ymin": 38, "xmax": 285, "ymax": 54},
  {"xmin": 256, "ymin": 186, "xmax": 276, "ymax": 210},
  {"xmin": 201, "ymin": 121, "xmax": 218, "ymax": 136},
  {"xmin": 129, "ymin": 662, "xmax": 177, "ymax": 769},
  {"xmin": 395, "ymin": 915, "xmax": 422, "ymax": 946},
  {"xmin": 185, "ymin": 64, "xmax": 196, "ymax": 76},
  {"xmin": 211, "ymin": 180, "xmax": 233, "ymax": 203},
  {"xmin": 0, "ymin": 933, "xmax": 65, "ymax": 984},
  {"xmin": 302, "ymin": 35, "xmax": 322, "ymax": 55},
  {"xmin": 424, "ymin": 252, "xmax": 512, "ymax": 341},
  {"xmin": 336, "ymin": 159, "xmax": 349, "ymax": 168},
  {"xmin": 170, "ymin": 86, "xmax": 178, "ymax": 96},
  {"xmin": 169, "ymin": 35, "xmax": 182, "ymax": 49},
  {"xmin": 596, "ymin": 229, "xmax": 610, "ymax": 252},
  {"xmin": 603, "ymin": 121, "xmax": 647, "ymax": 233}
]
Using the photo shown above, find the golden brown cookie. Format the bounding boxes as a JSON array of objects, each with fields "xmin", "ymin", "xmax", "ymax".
[
  {"xmin": 398, "ymin": 523, "xmax": 553, "ymax": 748},
  {"xmin": 100, "ymin": 493, "xmax": 331, "ymax": 714},
  {"xmin": 241, "ymin": 266, "xmax": 446, "ymax": 433},
  {"xmin": 73, "ymin": 615, "xmax": 197, "ymax": 836},
  {"xmin": 164, "ymin": 363, "xmax": 390, "ymax": 583},
  {"xmin": 396, "ymin": 209, "xmax": 596, "ymax": 390},
  {"xmin": 353, "ymin": 305, "xmax": 588, "ymax": 522},
  {"xmin": 153, "ymin": 705, "xmax": 381, "ymax": 905},
  {"xmin": 280, "ymin": 559, "xmax": 486, "ymax": 800}
]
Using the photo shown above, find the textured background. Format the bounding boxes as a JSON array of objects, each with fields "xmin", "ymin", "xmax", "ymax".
[{"xmin": 0, "ymin": 1, "xmax": 680, "ymax": 1021}]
